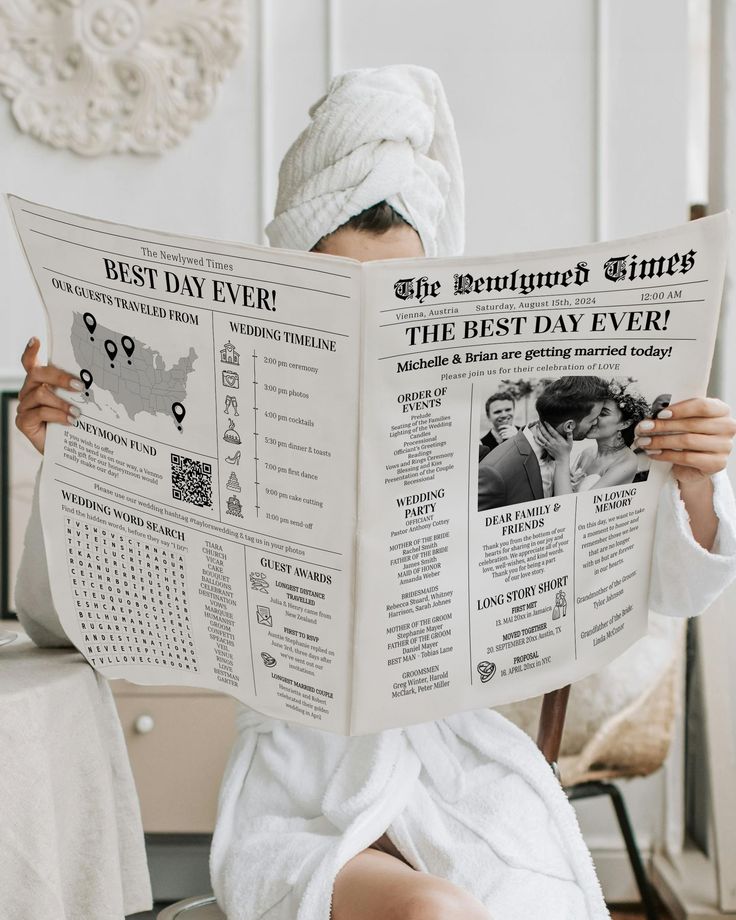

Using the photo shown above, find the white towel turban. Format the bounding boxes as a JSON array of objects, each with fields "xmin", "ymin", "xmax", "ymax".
[{"xmin": 265, "ymin": 65, "xmax": 465, "ymax": 258}]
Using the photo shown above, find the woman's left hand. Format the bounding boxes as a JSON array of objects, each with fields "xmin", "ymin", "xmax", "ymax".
[{"xmin": 633, "ymin": 397, "xmax": 736, "ymax": 484}]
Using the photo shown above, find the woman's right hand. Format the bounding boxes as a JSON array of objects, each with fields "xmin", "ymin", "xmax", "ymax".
[{"xmin": 16, "ymin": 337, "xmax": 84, "ymax": 455}]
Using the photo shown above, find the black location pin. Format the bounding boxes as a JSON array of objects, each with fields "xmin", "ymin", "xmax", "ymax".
[
  {"xmin": 79, "ymin": 369, "xmax": 93, "ymax": 395},
  {"xmin": 172, "ymin": 402, "xmax": 186, "ymax": 431},
  {"xmin": 104, "ymin": 339, "xmax": 118, "ymax": 367},
  {"xmin": 121, "ymin": 335, "xmax": 135, "ymax": 364},
  {"xmin": 83, "ymin": 312, "xmax": 97, "ymax": 341}
]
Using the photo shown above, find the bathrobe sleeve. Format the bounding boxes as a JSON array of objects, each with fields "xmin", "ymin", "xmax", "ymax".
[
  {"xmin": 649, "ymin": 469, "xmax": 736, "ymax": 618},
  {"xmin": 14, "ymin": 466, "xmax": 73, "ymax": 648}
]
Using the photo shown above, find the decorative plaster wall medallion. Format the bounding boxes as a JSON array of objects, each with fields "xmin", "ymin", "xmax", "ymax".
[{"xmin": 0, "ymin": 0, "xmax": 245, "ymax": 155}]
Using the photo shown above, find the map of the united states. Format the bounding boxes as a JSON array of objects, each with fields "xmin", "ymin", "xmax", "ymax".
[{"xmin": 70, "ymin": 312, "xmax": 197, "ymax": 422}]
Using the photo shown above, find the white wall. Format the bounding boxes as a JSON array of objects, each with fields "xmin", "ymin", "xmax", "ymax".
[{"xmin": 0, "ymin": 0, "xmax": 692, "ymax": 900}]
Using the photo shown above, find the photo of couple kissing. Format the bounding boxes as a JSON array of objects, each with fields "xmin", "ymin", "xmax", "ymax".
[{"xmin": 478, "ymin": 375, "xmax": 659, "ymax": 511}]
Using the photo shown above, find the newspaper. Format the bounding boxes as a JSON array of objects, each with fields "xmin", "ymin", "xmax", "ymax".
[{"xmin": 8, "ymin": 194, "xmax": 728, "ymax": 734}]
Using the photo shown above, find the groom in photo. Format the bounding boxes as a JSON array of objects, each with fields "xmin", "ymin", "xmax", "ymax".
[{"xmin": 477, "ymin": 376, "xmax": 609, "ymax": 511}]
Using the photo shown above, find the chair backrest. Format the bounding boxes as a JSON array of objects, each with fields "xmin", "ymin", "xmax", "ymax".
[{"xmin": 536, "ymin": 684, "xmax": 571, "ymax": 767}]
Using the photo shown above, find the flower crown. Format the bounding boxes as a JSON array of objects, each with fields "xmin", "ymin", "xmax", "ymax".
[{"xmin": 607, "ymin": 379, "xmax": 651, "ymax": 426}]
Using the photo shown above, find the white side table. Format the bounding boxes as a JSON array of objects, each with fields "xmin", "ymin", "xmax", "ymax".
[{"xmin": 0, "ymin": 632, "xmax": 152, "ymax": 919}]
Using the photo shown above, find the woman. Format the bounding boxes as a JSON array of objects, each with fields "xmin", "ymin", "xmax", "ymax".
[
  {"xmin": 536, "ymin": 381, "xmax": 652, "ymax": 495},
  {"xmin": 14, "ymin": 66, "xmax": 736, "ymax": 920}
]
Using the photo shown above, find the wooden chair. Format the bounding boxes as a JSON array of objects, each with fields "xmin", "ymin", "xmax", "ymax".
[
  {"xmin": 537, "ymin": 684, "xmax": 660, "ymax": 920},
  {"xmin": 536, "ymin": 683, "xmax": 571, "ymax": 771}
]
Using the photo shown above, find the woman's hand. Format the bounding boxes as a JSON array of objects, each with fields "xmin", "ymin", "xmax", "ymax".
[
  {"xmin": 633, "ymin": 397, "xmax": 736, "ymax": 484},
  {"xmin": 535, "ymin": 420, "xmax": 573, "ymax": 461},
  {"xmin": 16, "ymin": 337, "xmax": 84, "ymax": 455}
]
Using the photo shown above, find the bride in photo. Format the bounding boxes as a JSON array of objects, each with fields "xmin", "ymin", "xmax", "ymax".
[{"xmin": 535, "ymin": 380, "xmax": 652, "ymax": 494}]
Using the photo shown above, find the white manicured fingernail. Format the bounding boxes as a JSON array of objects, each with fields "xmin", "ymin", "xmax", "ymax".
[
  {"xmin": 637, "ymin": 436, "xmax": 651, "ymax": 446},
  {"xmin": 657, "ymin": 409, "xmax": 673, "ymax": 419},
  {"xmin": 69, "ymin": 379, "xmax": 84, "ymax": 391},
  {"xmin": 68, "ymin": 405, "xmax": 81, "ymax": 418},
  {"xmin": 27, "ymin": 337, "xmax": 36, "ymax": 348},
  {"xmin": 645, "ymin": 449, "xmax": 662, "ymax": 455},
  {"xmin": 638, "ymin": 420, "xmax": 655, "ymax": 431},
  {"xmin": 67, "ymin": 414, "xmax": 78, "ymax": 425}
]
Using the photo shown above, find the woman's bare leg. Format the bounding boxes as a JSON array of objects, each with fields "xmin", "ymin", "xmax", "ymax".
[{"xmin": 331, "ymin": 837, "xmax": 492, "ymax": 920}]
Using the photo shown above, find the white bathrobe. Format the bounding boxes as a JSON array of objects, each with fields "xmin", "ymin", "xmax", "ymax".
[{"xmin": 14, "ymin": 462, "xmax": 736, "ymax": 920}]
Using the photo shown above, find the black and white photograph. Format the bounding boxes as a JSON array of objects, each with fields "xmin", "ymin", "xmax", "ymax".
[{"xmin": 477, "ymin": 376, "xmax": 659, "ymax": 511}]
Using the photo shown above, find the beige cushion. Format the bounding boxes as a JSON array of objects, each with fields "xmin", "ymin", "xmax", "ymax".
[{"xmin": 496, "ymin": 617, "xmax": 685, "ymax": 785}]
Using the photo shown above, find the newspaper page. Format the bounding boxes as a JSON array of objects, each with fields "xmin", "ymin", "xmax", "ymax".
[
  {"xmin": 8, "ymin": 196, "xmax": 728, "ymax": 735},
  {"xmin": 351, "ymin": 214, "xmax": 728, "ymax": 733},
  {"xmin": 8, "ymin": 195, "xmax": 362, "ymax": 734}
]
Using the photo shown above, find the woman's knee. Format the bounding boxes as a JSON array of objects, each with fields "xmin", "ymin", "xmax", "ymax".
[{"xmin": 397, "ymin": 878, "xmax": 492, "ymax": 920}]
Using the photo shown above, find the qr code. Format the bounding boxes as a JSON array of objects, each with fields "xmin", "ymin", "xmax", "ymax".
[{"xmin": 171, "ymin": 454, "xmax": 213, "ymax": 507}]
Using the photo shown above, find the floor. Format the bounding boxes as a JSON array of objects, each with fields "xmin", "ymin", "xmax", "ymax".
[{"xmin": 128, "ymin": 903, "xmax": 669, "ymax": 919}]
